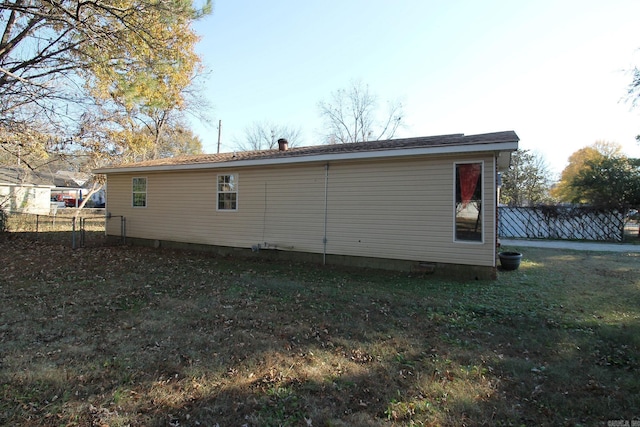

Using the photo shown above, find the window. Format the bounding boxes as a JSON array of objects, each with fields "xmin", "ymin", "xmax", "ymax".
[
  {"xmin": 217, "ymin": 174, "xmax": 238, "ymax": 210},
  {"xmin": 132, "ymin": 177, "xmax": 147, "ymax": 207},
  {"xmin": 454, "ymin": 162, "xmax": 483, "ymax": 242}
]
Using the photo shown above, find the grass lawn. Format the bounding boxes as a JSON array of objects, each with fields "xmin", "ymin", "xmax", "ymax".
[{"xmin": 1, "ymin": 235, "xmax": 639, "ymax": 426}]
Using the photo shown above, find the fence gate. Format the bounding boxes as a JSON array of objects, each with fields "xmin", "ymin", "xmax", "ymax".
[{"xmin": 72, "ymin": 216, "xmax": 109, "ymax": 248}]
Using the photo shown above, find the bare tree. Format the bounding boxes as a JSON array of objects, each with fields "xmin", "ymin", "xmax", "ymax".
[
  {"xmin": 318, "ymin": 80, "xmax": 403, "ymax": 144},
  {"xmin": 236, "ymin": 121, "xmax": 303, "ymax": 151}
]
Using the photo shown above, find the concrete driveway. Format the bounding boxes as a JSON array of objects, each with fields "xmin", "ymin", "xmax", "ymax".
[{"xmin": 500, "ymin": 239, "xmax": 640, "ymax": 253}]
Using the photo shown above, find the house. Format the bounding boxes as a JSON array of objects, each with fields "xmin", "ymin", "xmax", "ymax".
[
  {"xmin": 0, "ymin": 166, "xmax": 102, "ymax": 213},
  {"xmin": 0, "ymin": 166, "xmax": 56, "ymax": 214},
  {"xmin": 95, "ymin": 131, "xmax": 519, "ymax": 279}
]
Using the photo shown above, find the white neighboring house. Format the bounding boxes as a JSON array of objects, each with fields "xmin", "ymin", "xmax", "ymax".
[
  {"xmin": 0, "ymin": 166, "xmax": 103, "ymax": 213},
  {"xmin": 0, "ymin": 166, "xmax": 55, "ymax": 215}
]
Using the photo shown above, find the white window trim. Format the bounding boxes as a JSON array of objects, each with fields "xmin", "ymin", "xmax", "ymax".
[
  {"xmin": 453, "ymin": 161, "xmax": 485, "ymax": 244},
  {"xmin": 132, "ymin": 176, "xmax": 147, "ymax": 208},
  {"xmin": 216, "ymin": 173, "xmax": 238, "ymax": 211}
]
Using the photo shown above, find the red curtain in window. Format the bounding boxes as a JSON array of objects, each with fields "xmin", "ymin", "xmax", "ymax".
[{"xmin": 459, "ymin": 163, "xmax": 481, "ymax": 208}]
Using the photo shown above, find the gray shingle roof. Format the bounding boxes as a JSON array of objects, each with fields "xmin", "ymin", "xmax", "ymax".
[
  {"xmin": 97, "ymin": 131, "xmax": 519, "ymax": 171},
  {"xmin": 0, "ymin": 166, "xmax": 84, "ymax": 188}
]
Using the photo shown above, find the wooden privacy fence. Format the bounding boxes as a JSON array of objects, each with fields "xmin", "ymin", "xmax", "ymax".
[{"xmin": 498, "ymin": 206, "xmax": 625, "ymax": 242}]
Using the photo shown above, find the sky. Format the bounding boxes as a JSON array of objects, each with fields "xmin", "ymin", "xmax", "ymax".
[{"xmin": 189, "ymin": 0, "xmax": 640, "ymax": 177}]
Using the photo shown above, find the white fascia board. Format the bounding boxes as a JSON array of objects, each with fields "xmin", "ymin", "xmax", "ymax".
[
  {"xmin": 52, "ymin": 186, "xmax": 86, "ymax": 191},
  {"xmin": 0, "ymin": 182, "xmax": 55, "ymax": 188},
  {"xmin": 95, "ymin": 141, "xmax": 519, "ymax": 174}
]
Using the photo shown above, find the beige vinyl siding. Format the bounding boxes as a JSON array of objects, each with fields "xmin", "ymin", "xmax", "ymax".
[
  {"xmin": 225, "ymin": 165, "xmax": 326, "ymax": 252},
  {"xmin": 324, "ymin": 154, "xmax": 496, "ymax": 266},
  {"xmin": 105, "ymin": 165, "xmax": 327, "ymax": 253},
  {"xmin": 105, "ymin": 153, "xmax": 497, "ymax": 266},
  {"xmin": 106, "ymin": 172, "xmax": 215, "ymax": 243}
]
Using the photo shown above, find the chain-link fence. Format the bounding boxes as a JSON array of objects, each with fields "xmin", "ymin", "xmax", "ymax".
[{"xmin": 1, "ymin": 209, "xmax": 109, "ymax": 247}]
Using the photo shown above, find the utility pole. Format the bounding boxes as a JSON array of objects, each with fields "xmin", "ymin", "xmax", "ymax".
[{"xmin": 217, "ymin": 120, "xmax": 222, "ymax": 153}]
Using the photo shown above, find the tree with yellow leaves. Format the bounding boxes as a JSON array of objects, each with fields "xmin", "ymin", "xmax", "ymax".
[
  {"xmin": 0, "ymin": 0, "xmax": 211, "ymax": 169},
  {"xmin": 552, "ymin": 141, "xmax": 640, "ymax": 210},
  {"xmin": 551, "ymin": 145, "xmax": 605, "ymax": 203}
]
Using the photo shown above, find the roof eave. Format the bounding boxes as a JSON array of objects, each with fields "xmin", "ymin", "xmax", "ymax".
[
  {"xmin": 94, "ymin": 140, "xmax": 519, "ymax": 174},
  {"xmin": 0, "ymin": 182, "xmax": 55, "ymax": 188}
]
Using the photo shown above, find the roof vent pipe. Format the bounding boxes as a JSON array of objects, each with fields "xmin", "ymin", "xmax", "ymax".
[{"xmin": 277, "ymin": 138, "xmax": 288, "ymax": 151}]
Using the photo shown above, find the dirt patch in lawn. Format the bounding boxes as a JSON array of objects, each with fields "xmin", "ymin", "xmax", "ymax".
[{"xmin": 1, "ymin": 235, "xmax": 639, "ymax": 426}]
